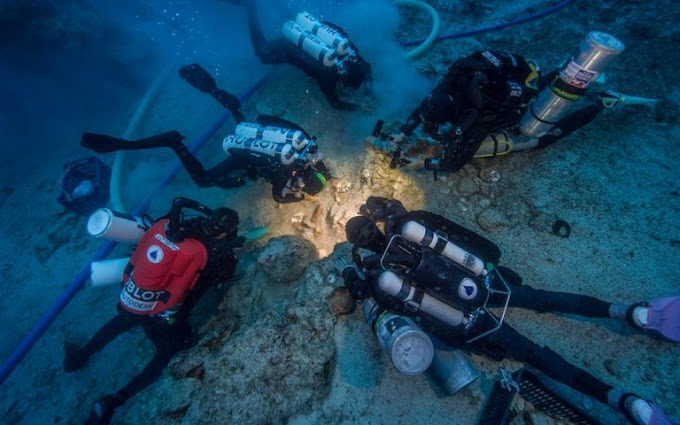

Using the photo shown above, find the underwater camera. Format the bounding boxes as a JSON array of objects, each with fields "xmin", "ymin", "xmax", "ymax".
[{"xmin": 371, "ymin": 119, "xmax": 411, "ymax": 169}]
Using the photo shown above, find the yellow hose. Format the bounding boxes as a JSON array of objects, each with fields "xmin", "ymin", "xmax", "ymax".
[
  {"xmin": 394, "ymin": 0, "xmax": 440, "ymax": 59},
  {"xmin": 110, "ymin": 65, "xmax": 174, "ymax": 212}
]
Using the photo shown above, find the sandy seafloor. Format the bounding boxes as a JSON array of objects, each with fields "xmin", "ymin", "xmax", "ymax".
[{"xmin": 0, "ymin": 0, "xmax": 679, "ymax": 424}]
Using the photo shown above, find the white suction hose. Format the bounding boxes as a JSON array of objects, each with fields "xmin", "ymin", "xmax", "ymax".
[
  {"xmin": 110, "ymin": 65, "xmax": 174, "ymax": 212},
  {"xmin": 394, "ymin": 0, "xmax": 440, "ymax": 59}
]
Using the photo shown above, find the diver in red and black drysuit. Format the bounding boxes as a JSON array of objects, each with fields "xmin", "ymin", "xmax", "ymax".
[
  {"xmin": 63, "ymin": 197, "xmax": 243, "ymax": 425},
  {"xmin": 337, "ymin": 196, "xmax": 679, "ymax": 425}
]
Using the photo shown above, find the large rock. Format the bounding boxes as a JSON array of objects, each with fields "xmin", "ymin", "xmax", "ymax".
[
  {"xmin": 117, "ymin": 263, "xmax": 337, "ymax": 425},
  {"xmin": 257, "ymin": 236, "xmax": 318, "ymax": 283}
]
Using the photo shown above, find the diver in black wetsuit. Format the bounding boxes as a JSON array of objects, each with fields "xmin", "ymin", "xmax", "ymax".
[
  {"xmin": 234, "ymin": 1, "xmax": 373, "ymax": 111},
  {"xmin": 395, "ymin": 50, "xmax": 627, "ymax": 172},
  {"xmin": 337, "ymin": 196, "xmax": 680, "ymax": 425},
  {"xmin": 81, "ymin": 64, "xmax": 332, "ymax": 204}
]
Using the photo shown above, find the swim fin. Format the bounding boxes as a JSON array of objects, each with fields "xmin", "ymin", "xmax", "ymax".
[
  {"xmin": 256, "ymin": 114, "xmax": 310, "ymax": 137},
  {"xmin": 597, "ymin": 90, "xmax": 658, "ymax": 108},
  {"xmin": 643, "ymin": 296, "xmax": 680, "ymax": 342},
  {"xmin": 81, "ymin": 131, "xmax": 184, "ymax": 154},
  {"xmin": 179, "ymin": 63, "xmax": 217, "ymax": 94}
]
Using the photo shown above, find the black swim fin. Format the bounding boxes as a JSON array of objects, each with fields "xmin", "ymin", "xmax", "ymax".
[
  {"xmin": 81, "ymin": 131, "xmax": 184, "ymax": 154},
  {"xmin": 179, "ymin": 64, "xmax": 217, "ymax": 94},
  {"xmin": 256, "ymin": 114, "xmax": 310, "ymax": 137}
]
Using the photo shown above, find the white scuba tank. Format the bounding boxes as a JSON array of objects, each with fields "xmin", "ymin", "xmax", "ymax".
[
  {"xmin": 295, "ymin": 11, "xmax": 352, "ymax": 56},
  {"xmin": 90, "ymin": 257, "xmax": 130, "ymax": 287},
  {"xmin": 378, "ymin": 271, "xmax": 468, "ymax": 327},
  {"xmin": 87, "ymin": 208, "xmax": 146, "ymax": 244},
  {"xmin": 222, "ymin": 135, "xmax": 298, "ymax": 165},
  {"xmin": 401, "ymin": 221, "xmax": 488, "ymax": 277},
  {"xmin": 234, "ymin": 122, "xmax": 311, "ymax": 152},
  {"xmin": 282, "ymin": 21, "xmax": 337, "ymax": 67}
]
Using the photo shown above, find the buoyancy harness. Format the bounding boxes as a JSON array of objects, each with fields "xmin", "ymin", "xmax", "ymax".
[
  {"xmin": 366, "ymin": 210, "xmax": 512, "ymax": 346},
  {"xmin": 119, "ymin": 219, "xmax": 208, "ymax": 316}
]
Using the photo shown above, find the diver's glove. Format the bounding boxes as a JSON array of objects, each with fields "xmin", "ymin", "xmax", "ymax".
[
  {"xmin": 335, "ymin": 258, "xmax": 359, "ymax": 278},
  {"xmin": 335, "ymin": 259, "xmax": 370, "ymax": 301}
]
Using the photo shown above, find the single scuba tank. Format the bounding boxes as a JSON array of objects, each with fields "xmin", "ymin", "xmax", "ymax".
[
  {"xmin": 87, "ymin": 208, "xmax": 146, "ymax": 244},
  {"xmin": 90, "ymin": 257, "xmax": 130, "ymax": 287},
  {"xmin": 429, "ymin": 346, "xmax": 479, "ymax": 396},
  {"xmin": 363, "ymin": 297, "xmax": 434, "ymax": 376},
  {"xmin": 234, "ymin": 122, "xmax": 311, "ymax": 152},
  {"xmin": 519, "ymin": 32, "xmax": 625, "ymax": 138},
  {"xmin": 282, "ymin": 21, "xmax": 338, "ymax": 67},
  {"xmin": 401, "ymin": 221, "xmax": 487, "ymax": 277},
  {"xmin": 222, "ymin": 135, "xmax": 298, "ymax": 165},
  {"xmin": 295, "ymin": 11, "xmax": 352, "ymax": 56},
  {"xmin": 377, "ymin": 271, "xmax": 468, "ymax": 327}
]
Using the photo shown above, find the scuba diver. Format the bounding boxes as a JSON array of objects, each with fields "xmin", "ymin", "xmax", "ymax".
[
  {"xmin": 381, "ymin": 41, "xmax": 655, "ymax": 173},
  {"xmin": 64, "ymin": 197, "xmax": 243, "ymax": 425},
  {"xmin": 230, "ymin": 0, "xmax": 373, "ymax": 111},
  {"xmin": 336, "ymin": 196, "xmax": 679, "ymax": 425},
  {"xmin": 81, "ymin": 64, "xmax": 332, "ymax": 204}
]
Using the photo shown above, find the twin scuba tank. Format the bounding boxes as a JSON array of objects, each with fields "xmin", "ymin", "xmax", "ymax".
[
  {"xmin": 282, "ymin": 12, "xmax": 355, "ymax": 71},
  {"xmin": 222, "ymin": 122, "xmax": 317, "ymax": 166},
  {"xmin": 361, "ymin": 220, "xmax": 489, "ymax": 391},
  {"xmin": 86, "ymin": 208, "xmax": 147, "ymax": 287},
  {"xmin": 385, "ymin": 220, "xmax": 490, "ymax": 317}
]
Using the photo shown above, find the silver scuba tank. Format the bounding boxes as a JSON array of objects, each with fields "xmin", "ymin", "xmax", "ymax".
[
  {"xmin": 222, "ymin": 135, "xmax": 298, "ymax": 165},
  {"xmin": 234, "ymin": 122, "xmax": 311, "ymax": 152},
  {"xmin": 282, "ymin": 21, "xmax": 338, "ymax": 67},
  {"xmin": 377, "ymin": 270, "xmax": 468, "ymax": 327},
  {"xmin": 401, "ymin": 221, "xmax": 487, "ymax": 277},
  {"xmin": 519, "ymin": 31, "xmax": 625, "ymax": 138},
  {"xmin": 429, "ymin": 346, "xmax": 479, "ymax": 396},
  {"xmin": 295, "ymin": 11, "xmax": 352, "ymax": 56},
  {"xmin": 363, "ymin": 297, "xmax": 434, "ymax": 376}
]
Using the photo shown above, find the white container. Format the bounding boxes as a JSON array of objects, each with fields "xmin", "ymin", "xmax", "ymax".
[
  {"xmin": 87, "ymin": 208, "xmax": 146, "ymax": 244},
  {"xmin": 90, "ymin": 257, "xmax": 130, "ymax": 287}
]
